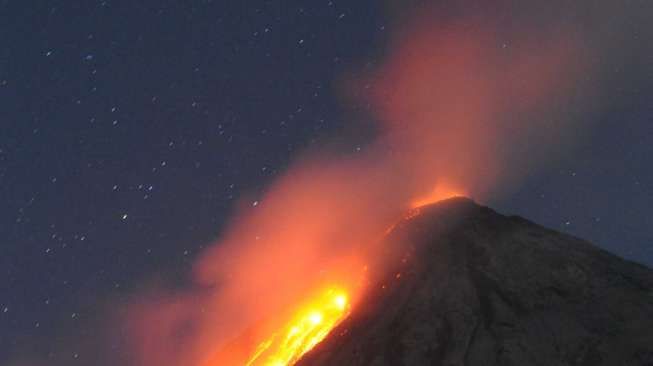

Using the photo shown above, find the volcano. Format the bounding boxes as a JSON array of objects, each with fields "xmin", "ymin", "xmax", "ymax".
[{"xmin": 296, "ymin": 198, "xmax": 653, "ymax": 366}]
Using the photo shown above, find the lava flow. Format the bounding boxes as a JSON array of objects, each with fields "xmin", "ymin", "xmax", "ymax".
[
  {"xmin": 118, "ymin": 9, "xmax": 587, "ymax": 366},
  {"xmin": 244, "ymin": 288, "xmax": 350, "ymax": 366}
]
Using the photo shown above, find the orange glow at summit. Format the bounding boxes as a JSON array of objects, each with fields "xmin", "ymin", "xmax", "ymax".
[
  {"xmin": 410, "ymin": 183, "xmax": 468, "ymax": 209},
  {"xmin": 121, "ymin": 6, "xmax": 586, "ymax": 366}
]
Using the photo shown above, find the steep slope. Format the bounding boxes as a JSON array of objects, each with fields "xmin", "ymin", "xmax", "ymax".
[{"xmin": 297, "ymin": 198, "xmax": 653, "ymax": 366}]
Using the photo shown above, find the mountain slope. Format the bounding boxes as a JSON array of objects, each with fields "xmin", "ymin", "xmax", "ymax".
[{"xmin": 297, "ymin": 198, "xmax": 653, "ymax": 366}]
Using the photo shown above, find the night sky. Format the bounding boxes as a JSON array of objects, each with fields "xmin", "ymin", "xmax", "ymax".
[{"xmin": 1, "ymin": 1, "xmax": 651, "ymax": 365}]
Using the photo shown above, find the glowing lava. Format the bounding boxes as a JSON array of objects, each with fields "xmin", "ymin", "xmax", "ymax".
[
  {"xmin": 245, "ymin": 288, "xmax": 350, "ymax": 366},
  {"xmin": 410, "ymin": 183, "xmax": 467, "ymax": 209}
]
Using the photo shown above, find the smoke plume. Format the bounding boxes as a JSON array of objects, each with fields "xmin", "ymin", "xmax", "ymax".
[
  {"xmin": 8, "ymin": 3, "xmax": 606, "ymax": 366},
  {"xmin": 123, "ymin": 8, "xmax": 589, "ymax": 366}
]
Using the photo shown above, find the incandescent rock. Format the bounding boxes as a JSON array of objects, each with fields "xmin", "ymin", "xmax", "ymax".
[{"xmin": 297, "ymin": 198, "xmax": 653, "ymax": 366}]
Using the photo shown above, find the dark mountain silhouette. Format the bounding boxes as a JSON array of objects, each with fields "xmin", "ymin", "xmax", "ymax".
[{"xmin": 297, "ymin": 197, "xmax": 653, "ymax": 366}]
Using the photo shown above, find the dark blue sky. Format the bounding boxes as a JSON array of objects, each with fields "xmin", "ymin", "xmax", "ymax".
[{"xmin": 0, "ymin": 1, "xmax": 651, "ymax": 365}]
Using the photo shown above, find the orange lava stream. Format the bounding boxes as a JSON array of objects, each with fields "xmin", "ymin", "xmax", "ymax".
[{"xmin": 244, "ymin": 288, "xmax": 350, "ymax": 366}]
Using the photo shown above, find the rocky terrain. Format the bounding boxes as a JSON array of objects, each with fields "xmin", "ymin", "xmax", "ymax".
[{"xmin": 297, "ymin": 198, "xmax": 653, "ymax": 366}]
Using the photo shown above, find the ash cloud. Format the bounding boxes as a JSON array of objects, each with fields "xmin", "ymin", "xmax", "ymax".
[
  {"xmin": 12, "ymin": 1, "xmax": 652, "ymax": 365},
  {"xmin": 122, "ymin": 7, "xmax": 593, "ymax": 366}
]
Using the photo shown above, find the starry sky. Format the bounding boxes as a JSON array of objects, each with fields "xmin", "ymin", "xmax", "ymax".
[{"xmin": 1, "ymin": 1, "xmax": 651, "ymax": 365}]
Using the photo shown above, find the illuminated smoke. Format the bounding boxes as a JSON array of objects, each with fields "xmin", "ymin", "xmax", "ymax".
[{"xmin": 124, "ymin": 8, "xmax": 589, "ymax": 366}]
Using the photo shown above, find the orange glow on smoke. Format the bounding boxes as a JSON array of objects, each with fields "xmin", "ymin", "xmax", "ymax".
[
  {"xmin": 119, "ymin": 7, "xmax": 586, "ymax": 366},
  {"xmin": 243, "ymin": 287, "xmax": 350, "ymax": 366},
  {"xmin": 410, "ymin": 182, "xmax": 468, "ymax": 209}
]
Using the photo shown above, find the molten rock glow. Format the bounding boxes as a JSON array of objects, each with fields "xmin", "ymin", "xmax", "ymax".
[
  {"xmin": 410, "ymin": 182, "xmax": 468, "ymax": 209},
  {"xmin": 245, "ymin": 288, "xmax": 350, "ymax": 366},
  {"xmin": 119, "ymin": 7, "xmax": 588, "ymax": 366}
]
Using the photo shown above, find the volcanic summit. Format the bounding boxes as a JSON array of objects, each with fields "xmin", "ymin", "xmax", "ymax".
[{"xmin": 296, "ymin": 198, "xmax": 653, "ymax": 366}]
